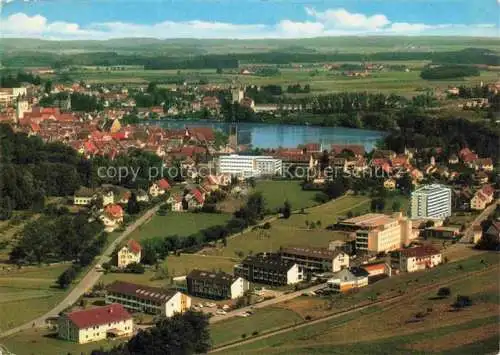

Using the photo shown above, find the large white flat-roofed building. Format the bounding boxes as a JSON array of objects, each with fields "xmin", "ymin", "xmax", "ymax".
[
  {"xmin": 218, "ymin": 154, "xmax": 282, "ymax": 178},
  {"xmin": 337, "ymin": 213, "xmax": 412, "ymax": 253},
  {"xmin": 105, "ymin": 281, "xmax": 191, "ymax": 317},
  {"xmin": 411, "ymin": 184, "xmax": 452, "ymax": 219}
]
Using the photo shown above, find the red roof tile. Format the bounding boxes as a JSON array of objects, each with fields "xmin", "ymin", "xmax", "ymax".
[
  {"xmin": 127, "ymin": 239, "xmax": 142, "ymax": 254},
  {"xmin": 157, "ymin": 178, "xmax": 171, "ymax": 190},
  {"xmin": 66, "ymin": 304, "xmax": 131, "ymax": 329},
  {"xmin": 400, "ymin": 245, "xmax": 440, "ymax": 258}
]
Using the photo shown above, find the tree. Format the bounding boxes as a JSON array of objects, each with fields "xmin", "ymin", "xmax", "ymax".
[
  {"xmin": 44, "ymin": 80, "xmax": 52, "ymax": 93},
  {"xmin": 281, "ymin": 200, "xmax": 291, "ymax": 219},
  {"xmin": 57, "ymin": 266, "xmax": 78, "ymax": 289},
  {"xmin": 125, "ymin": 262, "xmax": 145, "ymax": 274},
  {"xmin": 391, "ymin": 200, "xmax": 401, "ymax": 212},
  {"xmin": 127, "ymin": 192, "xmax": 140, "ymax": 215},
  {"xmin": 371, "ymin": 198, "xmax": 385, "ymax": 212},
  {"xmin": 93, "ymin": 311, "xmax": 211, "ymax": 355}
]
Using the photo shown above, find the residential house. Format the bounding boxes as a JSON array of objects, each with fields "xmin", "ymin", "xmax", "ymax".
[
  {"xmin": 106, "ymin": 281, "xmax": 191, "ymax": 317},
  {"xmin": 473, "ymin": 171, "xmax": 489, "ymax": 185},
  {"xmin": 167, "ymin": 194, "xmax": 184, "ymax": 211},
  {"xmin": 475, "ymin": 158, "xmax": 494, "ymax": 172},
  {"xmin": 101, "ymin": 204, "xmax": 124, "ymax": 232},
  {"xmin": 326, "ymin": 267, "xmax": 369, "ymax": 292},
  {"xmin": 280, "ymin": 246, "xmax": 349, "ymax": 273},
  {"xmin": 360, "ymin": 262, "xmax": 391, "ymax": 277},
  {"xmin": 398, "ymin": 245, "xmax": 442, "ymax": 273},
  {"xmin": 448, "ymin": 154, "xmax": 459, "ymax": 165},
  {"xmin": 149, "ymin": 179, "xmax": 171, "ymax": 197},
  {"xmin": 482, "ymin": 221, "xmax": 500, "ymax": 245},
  {"xmin": 234, "ymin": 253, "xmax": 304, "ymax": 286},
  {"xmin": 185, "ymin": 188, "xmax": 205, "ymax": 210},
  {"xmin": 186, "ymin": 269, "xmax": 249, "ymax": 300},
  {"xmin": 57, "ymin": 304, "xmax": 133, "ymax": 344},
  {"xmin": 117, "ymin": 240, "xmax": 142, "ymax": 268}
]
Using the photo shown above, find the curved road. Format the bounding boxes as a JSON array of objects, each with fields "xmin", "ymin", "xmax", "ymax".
[{"xmin": 0, "ymin": 205, "xmax": 160, "ymax": 339}]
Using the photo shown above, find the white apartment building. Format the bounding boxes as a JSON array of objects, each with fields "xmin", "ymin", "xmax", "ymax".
[
  {"xmin": 218, "ymin": 154, "xmax": 282, "ymax": 178},
  {"xmin": 411, "ymin": 184, "xmax": 452, "ymax": 219},
  {"xmin": 105, "ymin": 281, "xmax": 191, "ymax": 317},
  {"xmin": 0, "ymin": 87, "xmax": 27, "ymax": 106}
]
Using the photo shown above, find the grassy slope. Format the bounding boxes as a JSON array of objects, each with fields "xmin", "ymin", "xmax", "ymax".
[{"xmin": 254, "ymin": 180, "xmax": 318, "ymax": 212}]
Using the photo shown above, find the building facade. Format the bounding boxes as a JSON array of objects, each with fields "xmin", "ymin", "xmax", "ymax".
[
  {"xmin": 58, "ymin": 304, "xmax": 133, "ymax": 344},
  {"xmin": 117, "ymin": 240, "xmax": 142, "ymax": 268},
  {"xmin": 280, "ymin": 246, "xmax": 349, "ymax": 273},
  {"xmin": 186, "ymin": 269, "xmax": 249, "ymax": 299},
  {"xmin": 218, "ymin": 155, "xmax": 282, "ymax": 178},
  {"xmin": 399, "ymin": 246, "xmax": 442, "ymax": 273},
  {"xmin": 338, "ymin": 213, "xmax": 412, "ymax": 253},
  {"xmin": 327, "ymin": 267, "xmax": 369, "ymax": 292},
  {"xmin": 411, "ymin": 184, "xmax": 452, "ymax": 219},
  {"xmin": 105, "ymin": 281, "xmax": 191, "ymax": 317},
  {"xmin": 234, "ymin": 253, "xmax": 303, "ymax": 285}
]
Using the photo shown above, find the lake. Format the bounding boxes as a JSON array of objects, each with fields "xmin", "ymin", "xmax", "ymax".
[{"xmin": 146, "ymin": 120, "xmax": 386, "ymax": 151}]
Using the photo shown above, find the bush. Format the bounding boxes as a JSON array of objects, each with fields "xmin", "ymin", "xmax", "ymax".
[
  {"xmin": 57, "ymin": 265, "xmax": 79, "ymax": 289},
  {"xmin": 124, "ymin": 262, "xmax": 145, "ymax": 274},
  {"xmin": 241, "ymin": 333, "xmax": 247, "ymax": 339},
  {"xmin": 421, "ymin": 65, "xmax": 480, "ymax": 80},
  {"xmin": 305, "ymin": 315, "xmax": 312, "ymax": 321},
  {"xmin": 453, "ymin": 295, "xmax": 473, "ymax": 309},
  {"xmin": 252, "ymin": 331, "xmax": 259, "ymax": 336}
]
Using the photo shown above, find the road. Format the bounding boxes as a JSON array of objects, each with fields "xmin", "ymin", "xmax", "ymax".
[
  {"xmin": 210, "ymin": 265, "xmax": 497, "ymax": 353},
  {"xmin": 209, "ymin": 283, "xmax": 327, "ymax": 324},
  {"xmin": 460, "ymin": 200, "xmax": 498, "ymax": 243},
  {"xmin": 0, "ymin": 205, "xmax": 160, "ymax": 339}
]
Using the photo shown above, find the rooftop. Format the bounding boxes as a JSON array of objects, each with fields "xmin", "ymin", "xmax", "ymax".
[
  {"xmin": 281, "ymin": 246, "xmax": 342, "ymax": 260},
  {"xmin": 400, "ymin": 245, "xmax": 441, "ymax": 258},
  {"xmin": 65, "ymin": 304, "xmax": 131, "ymax": 329},
  {"xmin": 187, "ymin": 269, "xmax": 236, "ymax": 285},
  {"xmin": 413, "ymin": 184, "xmax": 451, "ymax": 195},
  {"xmin": 107, "ymin": 281, "xmax": 177, "ymax": 303},
  {"xmin": 240, "ymin": 253, "xmax": 296, "ymax": 273},
  {"xmin": 340, "ymin": 213, "xmax": 396, "ymax": 228}
]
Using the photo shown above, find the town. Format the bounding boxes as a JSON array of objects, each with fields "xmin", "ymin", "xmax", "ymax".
[{"xmin": 0, "ymin": 4, "xmax": 499, "ymax": 355}]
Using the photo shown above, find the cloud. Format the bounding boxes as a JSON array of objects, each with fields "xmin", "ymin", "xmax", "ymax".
[
  {"xmin": 305, "ymin": 7, "xmax": 390, "ymax": 30},
  {"xmin": 0, "ymin": 9, "xmax": 497, "ymax": 40}
]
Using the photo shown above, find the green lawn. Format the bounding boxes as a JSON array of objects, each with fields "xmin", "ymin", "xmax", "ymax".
[
  {"xmin": 0, "ymin": 264, "xmax": 69, "ymax": 332},
  {"xmin": 254, "ymin": 180, "xmax": 318, "ymax": 212},
  {"xmin": 2, "ymin": 330, "xmax": 114, "ymax": 355},
  {"xmin": 203, "ymin": 195, "xmax": 370, "ymax": 259},
  {"xmin": 210, "ymin": 307, "xmax": 304, "ymax": 346},
  {"xmin": 128, "ymin": 212, "xmax": 231, "ymax": 242}
]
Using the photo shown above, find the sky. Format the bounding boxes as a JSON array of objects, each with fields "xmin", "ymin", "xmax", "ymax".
[{"xmin": 0, "ymin": 0, "xmax": 498, "ymax": 40}]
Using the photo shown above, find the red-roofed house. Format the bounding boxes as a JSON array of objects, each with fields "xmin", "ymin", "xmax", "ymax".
[
  {"xmin": 471, "ymin": 185, "xmax": 495, "ymax": 211},
  {"xmin": 58, "ymin": 304, "xmax": 133, "ymax": 344},
  {"xmin": 101, "ymin": 204, "xmax": 124, "ymax": 232},
  {"xmin": 399, "ymin": 246, "xmax": 442, "ymax": 273},
  {"xmin": 149, "ymin": 179, "xmax": 171, "ymax": 197},
  {"xmin": 118, "ymin": 240, "xmax": 142, "ymax": 268},
  {"xmin": 187, "ymin": 188, "xmax": 205, "ymax": 209},
  {"xmin": 331, "ymin": 144, "xmax": 365, "ymax": 157},
  {"xmin": 167, "ymin": 194, "xmax": 184, "ymax": 211}
]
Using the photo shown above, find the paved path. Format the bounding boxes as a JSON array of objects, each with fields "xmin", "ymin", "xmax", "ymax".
[
  {"xmin": 460, "ymin": 200, "xmax": 498, "ymax": 243},
  {"xmin": 209, "ymin": 283, "xmax": 327, "ymax": 324},
  {"xmin": 0, "ymin": 205, "xmax": 160, "ymax": 339},
  {"xmin": 210, "ymin": 265, "xmax": 497, "ymax": 353}
]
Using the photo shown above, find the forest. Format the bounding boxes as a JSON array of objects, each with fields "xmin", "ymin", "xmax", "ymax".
[
  {"xmin": 1, "ymin": 48, "xmax": 497, "ymax": 69},
  {"xmin": 420, "ymin": 64, "xmax": 480, "ymax": 80}
]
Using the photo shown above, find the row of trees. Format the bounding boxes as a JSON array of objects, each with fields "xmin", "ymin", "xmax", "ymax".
[
  {"xmin": 420, "ymin": 65, "xmax": 480, "ymax": 80},
  {"xmin": 39, "ymin": 92, "xmax": 105, "ymax": 112},
  {"xmin": 0, "ymin": 70, "xmax": 42, "ymax": 88}
]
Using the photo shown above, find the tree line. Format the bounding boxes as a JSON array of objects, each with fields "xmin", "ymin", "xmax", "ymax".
[
  {"xmin": 2, "ymin": 48, "xmax": 497, "ymax": 69},
  {"xmin": 420, "ymin": 65, "xmax": 480, "ymax": 80}
]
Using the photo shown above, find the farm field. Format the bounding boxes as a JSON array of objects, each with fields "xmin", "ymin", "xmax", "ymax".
[
  {"xmin": 64, "ymin": 67, "xmax": 499, "ymax": 97},
  {"xmin": 127, "ymin": 212, "xmax": 231, "ymax": 242},
  {"xmin": 254, "ymin": 180, "xmax": 318, "ymax": 212},
  {"xmin": 0, "ymin": 264, "xmax": 68, "ymax": 332},
  {"xmin": 217, "ymin": 253, "xmax": 500, "ymax": 354}
]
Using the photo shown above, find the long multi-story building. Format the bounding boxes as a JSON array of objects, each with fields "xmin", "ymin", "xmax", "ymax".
[
  {"xmin": 280, "ymin": 246, "xmax": 349, "ymax": 273},
  {"xmin": 105, "ymin": 281, "xmax": 191, "ymax": 317},
  {"xmin": 218, "ymin": 154, "xmax": 282, "ymax": 178},
  {"xmin": 58, "ymin": 304, "xmax": 133, "ymax": 344},
  {"xmin": 337, "ymin": 213, "xmax": 412, "ymax": 253},
  {"xmin": 234, "ymin": 253, "xmax": 303, "ymax": 285},
  {"xmin": 411, "ymin": 184, "xmax": 452, "ymax": 219},
  {"xmin": 186, "ymin": 269, "xmax": 249, "ymax": 300}
]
